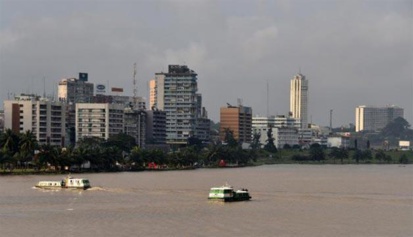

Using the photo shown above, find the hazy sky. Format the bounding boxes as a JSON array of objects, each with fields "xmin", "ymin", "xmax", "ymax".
[{"xmin": 1, "ymin": 0, "xmax": 412, "ymax": 126}]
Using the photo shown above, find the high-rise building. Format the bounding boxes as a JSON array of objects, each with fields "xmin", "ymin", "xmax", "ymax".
[
  {"xmin": 58, "ymin": 73, "xmax": 94, "ymax": 103},
  {"xmin": 220, "ymin": 104, "xmax": 252, "ymax": 143},
  {"xmin": 290, "ymin": 73, "xmax": 309, "ymax": 129},
  {"xmin": 75, "ymin": 103, "xmax": 124, "ymax": 141},
  {"xmin": 3, "ymin": 94, "xmax": 66, "ymax": 146},
  {"xmin": 151, "ymin": 65, "xmax": 210, "ymax": 145},
  {"xmin": 355, "ymin": 105, "xmax": 404, "ymax": 132}
]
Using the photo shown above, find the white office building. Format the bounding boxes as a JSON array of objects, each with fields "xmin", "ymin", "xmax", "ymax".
[
  {"xmin": 252, "ymin": 115, "xmax": 300, "ymax": 148},
  {"xmin": 355, "ymin": 105, "xmax": 404, "ymax": 132},
  {"xmin": 75, "ymin": 103, "xmax": 124, "ymax": 141},
  {"xmin": 4, "ymin": 94, "xmax": 66, "ymax": 146}
]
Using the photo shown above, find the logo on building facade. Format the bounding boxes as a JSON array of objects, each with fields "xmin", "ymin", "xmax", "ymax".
[{"xmin": 96, "ymin": 84, "xmax": 106, "ymax": 94}]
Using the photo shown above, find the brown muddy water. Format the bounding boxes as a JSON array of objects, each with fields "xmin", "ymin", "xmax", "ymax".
[{"xmin": 1, "ymin": 165, "xmax": 412, "ymax": 237}]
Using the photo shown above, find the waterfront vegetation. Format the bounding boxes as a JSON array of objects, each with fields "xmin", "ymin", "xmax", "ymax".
[{"xmin": 1, "ymin": 122, "xmax": 412, "ymax": 174}]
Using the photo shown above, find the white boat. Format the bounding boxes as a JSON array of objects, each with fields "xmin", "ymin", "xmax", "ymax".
[
  {"xmin": 208, "ymin": 184, "xmax": 251, "ymax": 202},
  {"xmin": 35, "ymin": 175, "xmax": 91, "ymax": 190}
]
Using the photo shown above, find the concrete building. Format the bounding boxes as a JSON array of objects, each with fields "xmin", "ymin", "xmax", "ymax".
[
  {"xmin": 3, "ymin": 94, "xmax": 66, "ymax": 146},
  {"xmin": 145, "ymin": 109, "xmax": 167, "ymax": 145},
  {"xmin": 124, "ymin": 108, "xmax": 146, "ymax": 148},
  {"xmin": 58, "ymin": 73, "xmax": 93, "ymax": 103},
  {"xmin": 274, "ymin": 127, "xmax": 299, "ymax": 148},
  {"xmin": 150, "ymin": 65, "xmax": 210, "ymax": 145},
  {"xmin": 92, "ymin": 94, "xmax": 146, "ymax": 110},
  {"xmin": 355, "ymin": 105, "xmax": 404, "ymax": 132},
  {"xmin": 290, "ymin": 73, "xmax": 309, "ymax": 129},
  {"xmin": 252, "ymin": 115, "xmax": 300, "ymax": 148},
  {"xmin": 220, "ymin": 104, "xmax": 252, "ymax": 143},
  {"xmin": 75, "ymin": 103, "xmax": 124, "ymax": 141}
]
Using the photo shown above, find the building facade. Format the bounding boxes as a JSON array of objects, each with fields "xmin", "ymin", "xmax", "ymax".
[
  {"xmin": 355, "ymin": 105, "xmax": 404, "ymax": 132},
  {"xmin": 58, "ymin": 73, "xmax": 93, "ymax": 103},
  {"xmin": 75, "ymin": 103, "xmax": 124, "ymax": 141},
  {"xmin": 220, "ymin": 104, "xmax": 252, "ymax": 143},
  {"xmin": 252, "ymin": 115, "xmax": 300, "ymax": 148},
  {"xmin": 4, "ymin": 94, "xmax": 66, "ymax": 146},
  {"xmin": 145, "ymin": 109, "xmax": 167, "ymax": 145},
  {"xmin": 124, "ymin": 108, "xmax": 146, "ymax": 148},
  {"xmin": 290, "ymin": 73, "xmax": 309, "ymax": 129},
  {"xmin": 150, "ymin": 65, "xmax": 210, "ymax": 145}
]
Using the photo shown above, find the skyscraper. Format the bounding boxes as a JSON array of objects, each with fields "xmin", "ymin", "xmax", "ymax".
[
  {"xmin": 151, "ymin": 65, "xmax": 210, "ymax": 145},
  {"xmin": 290, "ymin": 73, "xmax": 308, "ymax": 129}
]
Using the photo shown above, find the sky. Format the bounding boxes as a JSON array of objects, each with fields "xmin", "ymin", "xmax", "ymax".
[{"xmin": 1, "ymin": 0, "xmax": 412, "ymax": 127}]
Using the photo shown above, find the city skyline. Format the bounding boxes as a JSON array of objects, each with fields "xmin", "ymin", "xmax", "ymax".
[{"xmin": 1, "ymin": 0, "xmax": 412, "ymax": 127}]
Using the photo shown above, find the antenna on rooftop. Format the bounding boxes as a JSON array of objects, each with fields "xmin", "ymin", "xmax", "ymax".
[
  {"xmin": 43, "ymin": 77, "xmax": 46, "ymax": 98},
  {"xmin": 266, "ymin": 80, "xmax": 269, "ymax": 116},
  {"xmin": 133, "ymin": 63, "xmax": 137, "ymax": 109}
]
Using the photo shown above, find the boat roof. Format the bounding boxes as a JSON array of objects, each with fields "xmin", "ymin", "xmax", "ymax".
[{"xmin": 210, "ymin": 186, "xmax": 233, "ymax": 190}]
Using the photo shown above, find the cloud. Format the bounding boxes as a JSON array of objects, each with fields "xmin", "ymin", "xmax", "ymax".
[{"xmin": 0, "ymin": 0, "xmax": 412, "ymax": 126}]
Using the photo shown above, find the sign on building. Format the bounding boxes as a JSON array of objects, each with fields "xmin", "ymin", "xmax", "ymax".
[{"xmin": 96, "ymin": 84, "xmax": 106, "ymax": 94}]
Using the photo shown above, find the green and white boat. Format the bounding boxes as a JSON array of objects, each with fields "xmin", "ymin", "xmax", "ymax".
[
  {"xmin": 35, "ymin": 175, "xmax": 91, "ymax": 190},
  {"xmin": 208, "ymin": 184, "xmax": 251, "ymax": 202}
]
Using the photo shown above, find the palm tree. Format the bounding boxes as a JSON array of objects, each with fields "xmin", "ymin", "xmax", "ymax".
[
  {"xmin": 1, "ymin": 129, "xmax": 19, "ymax": 154},
  {"xmin": 19, "ymin": 130, "xmax": 38, "ymax": 169},
  {"xmin": 0, "ymin": 129, "xmax": 20, "ymax": 170}
]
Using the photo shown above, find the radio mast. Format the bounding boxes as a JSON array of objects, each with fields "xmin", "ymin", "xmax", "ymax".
[{"xmin": 133, "ymin": 63, "xmax": 137, "ymax": 109}]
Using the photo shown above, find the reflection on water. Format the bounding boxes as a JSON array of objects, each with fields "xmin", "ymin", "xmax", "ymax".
[{"xmin": 1, "ymin": 165, "xmax": 412, "ymax": 237}]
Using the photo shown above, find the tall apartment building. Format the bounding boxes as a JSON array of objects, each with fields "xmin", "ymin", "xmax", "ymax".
[
  {"xmin": 150, "ymin": 65, "xmax": 210, "ymax": 145},
  {"xmin": 290, "ymin": 73, "xmax": 309, "ymax": 129},
  {"xmin": 220, "ymin": 104, "xmax": 252, "ymax": 143},
  {"xmin": 58, "ymin": 73, "xmax": 93, "ymax": 103},
  {"xmin": 75, "ymin": 103, "xmax": 124, "ymax": 141},
  {"xmin": 58, "ymin": 73, "xmax": 94, "ymax": 145},
  {"xmin": 355, "ymin": 105, "xmax": 404, "ymax": 132},
  {"xmin": 3, "ymin": 94, "xmax": 66, "ymax": 146}
]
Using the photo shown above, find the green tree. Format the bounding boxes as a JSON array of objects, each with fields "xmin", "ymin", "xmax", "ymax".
[
  {"xmin": 375, "ymin": 150, "xmax": 386, "ymax": 164},
  {"xmin": 361, "ymin": 150, "xmax": 373, "ymax": 163},
  {"xmin": 381, "ymin": 117, "xmax": 410, "ymax": 137},
  {"xmin": 399, "ymin": 154, "xmax": 409, "ymax": 164},
  {"xmin": 19, "ymin": 130, "xmax": 38, "ymax": 169},
  {"xmin": 223, "ymin": 128, "xmax": 238, "ymax": 148},
  {"xmin": 1, "ymin": 129, "xmax": 19, "ymax": 155},
  {"xmin": 105, "ymin": 133, "xmax": 136, "ymax": 152},
  {"xmin": 264, "ymin": 127, "xmax": 277, "ymax": 153},
  {"xmin": 353, "ymin": 149, "xmax": 362, "ymax": 164},
  {"xmin": 250, "ymin": 131, "xmax": 261, "ymax": 150},
  {"xmin": 309, "ymin": 143, "xmax": 325, "ymax": 162}
]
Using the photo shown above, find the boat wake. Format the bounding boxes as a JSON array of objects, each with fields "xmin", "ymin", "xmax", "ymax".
[{"xmin": 87, "ymin": 186, "xmax": 106, "ymax": 191}]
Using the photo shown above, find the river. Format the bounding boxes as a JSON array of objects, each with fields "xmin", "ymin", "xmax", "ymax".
[{"xmin": 1, "ymin": 165, "xmax": 412, "ymax": 237}]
